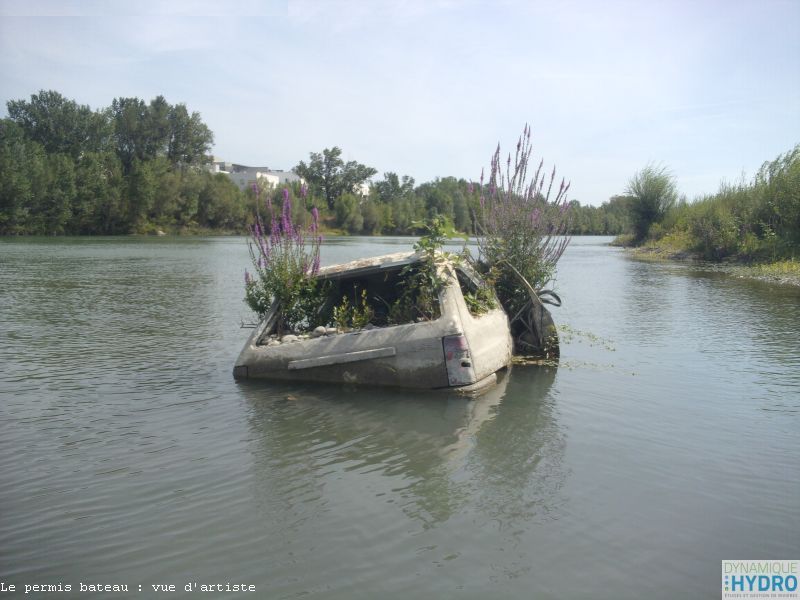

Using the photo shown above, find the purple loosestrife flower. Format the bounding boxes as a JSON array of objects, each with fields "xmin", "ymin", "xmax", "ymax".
[
  {"xmin": 270, "ymin": 213, "xmax": 280, "ymax": 237},
  {"xmin": 300, "ymin": 184, "xmax": 308, "ymax": 199},
  {"xmin": 244, "ymin": 177, "xmax": 326, "ymax": 329},
  {"xmin": 244, "ymin": 270, "xmax": 252, "ymax": 285},
  {"xmin": 281, "ymin": 196, "xmax": 292, "ymax": 236},
  {"xmin": 260, "ymin": 235, "xmax": 270, "ymax": 263},
  {"xmin": 467, "ymin": 182, "xmax": 474, "ymax": 195},
  {"xmin": 310, "ymin": 207, "xmax": 319, "ymax": 233},
  {"xmin": 474, "ymin": 124, "xmax": 572, "ymax": 301}
]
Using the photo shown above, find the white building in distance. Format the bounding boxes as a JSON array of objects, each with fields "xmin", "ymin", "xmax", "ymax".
[{"xmin": 211, "ymin": 159, "xmax": 305, "ymax": 191}]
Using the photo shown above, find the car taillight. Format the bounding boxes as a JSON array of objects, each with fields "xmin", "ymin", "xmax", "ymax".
[{"xmin": 443, "ymin": 334, "xmax": 477, "ymax": 386}]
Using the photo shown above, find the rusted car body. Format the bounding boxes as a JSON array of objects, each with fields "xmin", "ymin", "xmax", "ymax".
[{"xmin": 233, "ymin": 251, "xmax": 512, "ymax": 392}]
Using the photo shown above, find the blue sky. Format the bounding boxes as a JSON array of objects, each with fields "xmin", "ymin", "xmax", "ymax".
[{"xmin": 1, "ymin": 0, "xmax": 798, "ymax": 205}]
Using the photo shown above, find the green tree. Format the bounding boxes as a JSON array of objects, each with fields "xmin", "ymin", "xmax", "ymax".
[
  {"xmin": 110, "ymin": 96, "xmax": 213, "ymax": 174},
  {"xmin": 295, "ymin": 147, "xmax": 376, "ymax": 210},
  {"xmin": 29, "ymin": 153, "xmax": 76, "ymax": 234},
  {"xmin": 416, "ymin": 176, "xmax": 474, "ymax": 233},
  {"xmin": 334, "ymin": 192, "xmax": 364, "ymax": 233},
  {"xmin": 626, "ymin": 165, "xmax": 678, "ymax": 242},
  {"xmin": 3, "ymin": 91, "xmax": 222, "ymax": 234},
  {"xmin": 144, "ymin": 95, "xmax": 171, "ymax": 159},
  {"xmin": 755, "ymin": 145, "xmax": 800, "ymax": 253},
  {"xmin": 0, "ymin": 120, "xmax": 43, "ymax": 233},
  {"xmin": 391, "ymin": 195, "xmax": 424, "ymax": 233},
  {"xmin": 197, "ymin": 173, "xmax": 246, "ymax": 229},
  {"xmin": 110, "ymin": 97, "xmax": 150, "ymax": 174},
  {"xmin": 602, "ymin": 195, "xmax": 633, "ymax": 235},
  {"xmin": 374, "ymin": 172, "xmax": 418, "ymax": 233},
  {"xmin": 360, "ymin": 198, "xmax": 383, "ymax": 234},
  {"xmin": 166, "ymin": 103, "xmax": 213, "ymax": 169},
  {"xmin": 72, "ymin": 151, "xmax": 124, "ymax": 233},
  {"xmin": 374, "ymin": 172, "xmax": 415, "ymax": 203},
  {"xmin": 174, "ymin": 171, "xmax": 204, "ymax": 226},
  {"xmin": 417, "ymin": 180, "xmax": 454, "ymax": 223},
  {"xmin": 125, "ymin": 158, "xmax": 161, "ymax": 230},
  {"xmin": 6, "ymin": 90, "xmax": 111, "ymax": 159},
  {"xmin": 452, "ymin": 189, "xmax": 471, "ymax": 233}
]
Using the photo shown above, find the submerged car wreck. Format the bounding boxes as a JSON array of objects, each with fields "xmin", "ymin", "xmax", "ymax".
[{"xmin": 233, "ymin": 251, "xmax": 514, "ymax": 392}]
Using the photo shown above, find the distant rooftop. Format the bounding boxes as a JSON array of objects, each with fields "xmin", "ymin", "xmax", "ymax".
[{"xmin": 210, "ymin": 160, "xmax": 305, "ymax": 190}]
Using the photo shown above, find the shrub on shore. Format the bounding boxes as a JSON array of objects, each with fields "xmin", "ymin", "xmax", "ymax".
[
  {"xmin": 620, "ymin": 145, "xmax": 799, "ymax": 263},
  {"xmin": 626, "ymin": 165, "xmax": 678, "ymax": 243}
]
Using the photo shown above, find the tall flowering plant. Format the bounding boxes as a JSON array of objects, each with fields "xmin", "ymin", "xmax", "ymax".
[
  {"xmin": 474, "ymin": 125, "xmax": 572, "ymax": 352},
  {"xmin": 244, "ymin": 186, "xmax": 325, "ymax": 334}
]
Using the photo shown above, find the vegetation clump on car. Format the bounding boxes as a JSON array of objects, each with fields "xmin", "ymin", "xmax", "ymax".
[
  {"xmin": 243, "ymin": 125, "xmax": 573, "ymax": 359},
  {"xmin": 244, "ymin": 186, "xmax": 328, "ymax": 335},
  {"xmin": 471, "ymin": 125, "xmax": 571, "ymax": 356}
]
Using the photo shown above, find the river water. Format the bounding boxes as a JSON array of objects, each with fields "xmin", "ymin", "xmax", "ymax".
[{"xmin": 1, "ymin": 236, "xmax": 798, "ymax": 599}]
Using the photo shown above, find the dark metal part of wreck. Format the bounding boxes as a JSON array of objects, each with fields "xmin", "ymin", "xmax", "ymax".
[
  {"xmin": 509, "ymin": 288, "xmax": 561, "ymax": 359},
  {"xmin": 498, "ymin": 260, "xmax": 561, "ymax": 359}
]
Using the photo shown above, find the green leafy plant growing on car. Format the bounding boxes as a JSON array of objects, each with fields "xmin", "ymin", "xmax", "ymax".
[
  {"xmin": 463, "ymin": 283, "xmax": 497, "ymax": 315},
  {"xmin": 388, "ymin": 216, "xmax": 455, "ymax": 323},
  {"xmin": 333, "ymin": 288, "xmax": 374, "ymax": 331}
]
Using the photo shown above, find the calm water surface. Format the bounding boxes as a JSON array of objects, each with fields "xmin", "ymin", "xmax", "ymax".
[{"xmin": 1, "ymin": 236, "xmax": 798, "ymax": 599}]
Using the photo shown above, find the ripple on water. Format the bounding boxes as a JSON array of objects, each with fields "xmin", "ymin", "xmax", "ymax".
[{"xmin": 0, "ymin": 237, "xmax": 798, "ymax": 598}]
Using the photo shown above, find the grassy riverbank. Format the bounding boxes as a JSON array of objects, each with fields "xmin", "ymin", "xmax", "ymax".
[
  {"xmin": 614, "ymin": 144, "xmax": 799, "ymax": 286},
  {"xmin": 622, "ymin": 240, "xmax": 800, "ymax": 287}
]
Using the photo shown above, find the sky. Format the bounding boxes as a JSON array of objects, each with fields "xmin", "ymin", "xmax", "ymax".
[{"xmin": 1, "ymin": 0, "xmax": 798, "ymax": 205}]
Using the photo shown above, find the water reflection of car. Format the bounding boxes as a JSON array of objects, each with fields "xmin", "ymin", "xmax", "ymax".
[{"xmin": 233, "ymin": 251, "xmax": 512, "ymax": 392}]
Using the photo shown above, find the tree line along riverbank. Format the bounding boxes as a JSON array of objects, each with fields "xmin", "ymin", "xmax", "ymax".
[
  {"xmin": 0, "ymin": 90, "xmax": 628, "ymax": 238},
  {"xmin": 1, "ymin": 90, "xmax": 797, "ymax": 283}
]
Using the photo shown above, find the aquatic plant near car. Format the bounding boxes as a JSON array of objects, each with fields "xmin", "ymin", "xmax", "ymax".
[{"xmin": 244, "ymin": 187, "xmax": 326, "ymax": 334}]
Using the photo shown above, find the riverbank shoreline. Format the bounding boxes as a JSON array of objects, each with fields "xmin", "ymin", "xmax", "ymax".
[{"xmin": 624, "ymin": 244, "xmax": 800, "ymax": 287}]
